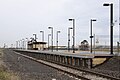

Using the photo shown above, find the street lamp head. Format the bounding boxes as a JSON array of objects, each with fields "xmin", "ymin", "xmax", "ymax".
[
  {"xmin": 48, "ymin": 27, "xmax": 52, "ymax": 29},
  {"xmin": 69, "ymin": 19, "xmax": 73, "ymax": 21},
  {"xmin": 91, "ymin": 19, "xmax": 97, "ymax": 21},
  {"xmin": 69, "ymin": 27, "xmax": 73, "ymax": 29},
  {"xmin": 40, "ymin": 31, "xmax": 43, "ymax": 33},
  {"xmin": 57, "ymin": 31, "xmax": 60, "ymax": 33},
  {"xmin": 103, "ymin": 3, "xmax": 110, "ymax": 6}
]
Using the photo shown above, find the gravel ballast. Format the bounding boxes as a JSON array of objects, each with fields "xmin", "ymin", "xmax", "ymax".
[{"xmin": 3, "ymin": 49, "xmax": 78, "ymax": 80}]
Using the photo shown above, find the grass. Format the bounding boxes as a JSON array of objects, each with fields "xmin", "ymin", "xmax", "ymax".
[
  {"xmin": 0, "ymin": 67, "xmax": 19, "ymax": 80},
  {"xmin": 0, "ymin": 66, "xmax": 10, "ymax": 80},
  {"xmin": 0, "ymin": 48, "xmax": 20, "ymax": 80},
  {"xmin": 92, "ymin": 58, "xmax": 107, "ymax": 65}
]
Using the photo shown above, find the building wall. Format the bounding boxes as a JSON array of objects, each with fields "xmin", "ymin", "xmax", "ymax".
[{"xmin": 33, "ymin": 44, "xmax": 46, "ymax": 50}]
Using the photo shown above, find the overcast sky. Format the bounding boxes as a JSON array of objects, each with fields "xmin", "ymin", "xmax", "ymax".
[{"xmin": 0, "ymin": 0, "xmax": 119, "ymax": 47}]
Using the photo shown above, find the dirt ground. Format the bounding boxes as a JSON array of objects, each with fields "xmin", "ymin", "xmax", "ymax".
[{"xmin": 0, "ymin": 48, "xmax": 20, "ymax": 80}]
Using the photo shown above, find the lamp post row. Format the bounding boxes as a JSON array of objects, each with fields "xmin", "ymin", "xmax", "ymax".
[
  {"xmin": 16, "ymin": 2, "xmax": 116, "ymax": 54},
  {"xmin": 16, "ymin": 38, "xmax": 28, "ymax": 49},
  {"xmin": 17, "ymin": 24, "xmax": 73, "ymax": 52}
]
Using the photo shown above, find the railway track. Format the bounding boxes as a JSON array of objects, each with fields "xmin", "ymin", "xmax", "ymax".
[
  {"xmin": 48, "ymin": 60, "xmax": 120, "ymax": 80},
  {"xmin": 14, "ymin": 50, "xmax": 120, "ymax": 80}
]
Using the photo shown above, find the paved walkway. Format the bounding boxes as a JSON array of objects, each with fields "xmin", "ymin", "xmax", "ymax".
[{"xmin": 19, "ymin": 49, "xmax": 114, "ymax": 58}]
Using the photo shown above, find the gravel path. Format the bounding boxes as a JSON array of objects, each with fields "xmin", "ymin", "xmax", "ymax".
[{"xmin": 3, "ymin": 49, "xmax": 78, "ymax": 80}]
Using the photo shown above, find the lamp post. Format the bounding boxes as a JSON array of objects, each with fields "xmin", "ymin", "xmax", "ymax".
[
  {"xmin": 22, "ymin": 39, "xmax": 25, "ymax": 49},
  {"xmin": 33, "ymin": 34, "xmax": 37, "ymax": 49},
  {"xmin": 118, "ymin": 0, "xmax": 120, "ymax": 56},
  {"xmin": 17, "ymin": 40, "xmax": 19, "ymax": 49},
  {"xmin": 26, "ymin": 38, "xmax": 29, "ymax": 50},
  {"xmin": 20, "ymin": 40, "xmax": 22, "ymax": 49},
  {"xmin": 90, "ymin": 19, "xmax": 97, "ymax": 53},
  {"xmin": 48, "ymin": 27, "xmax": 53, "ymax": 52},
  {"xmin": 119, "ymin": 0, "xmax": 120, "ymax": 42},
  {"xmin": 18, "ymin": 40, "xmax": 20, "ymax": 49},
  {"xmin": 56, "ymin": 31, "xmax": 60, "ymax": 51},
  {"xmin": 69, "ymin": 19, "xmax": 75, "ymax": 53},
  {"xmin": 119, "ymin": 0, "xmax": 120, "ymax": 41},
  {"xmin": 48, "ymin": 34, "xmax": 51, "ymax": 50},
  {"xmin": 103, "ymin": 3, "xmax": 113, "ymax": 54},
  {"xmin": 40, "ymin": 31, "xmax": 44, "ymax": 50},
  {"xmin": 40, "ymin": 31, "xmax": 44, "ymax": 42},
  {"xmin": 16, "ymin": 41, "xmax": 18, "ymax": 49},
  {"xmin": 68, "ymin": 27, "xmax": 73, "ymax": 52}
]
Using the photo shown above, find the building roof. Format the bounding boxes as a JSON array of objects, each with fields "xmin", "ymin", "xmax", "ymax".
[{"xmin": 28, "ymin": 41, "xmax": 47, "ymax": 45}]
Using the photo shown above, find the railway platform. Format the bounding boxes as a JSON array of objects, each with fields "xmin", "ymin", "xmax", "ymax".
[{"xmin": 14, "ymin": 49, "xmax": 114, "ymax": 69}]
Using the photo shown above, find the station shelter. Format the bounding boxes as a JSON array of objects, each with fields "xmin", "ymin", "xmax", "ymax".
[{"xmin": 28, "ymin": 41, "xmax": 47, "ymax": 50}]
